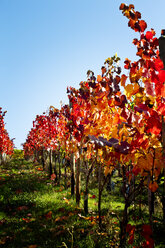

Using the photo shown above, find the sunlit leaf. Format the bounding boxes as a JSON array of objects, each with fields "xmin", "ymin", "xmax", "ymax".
[
  {"xmin": 139, "ymin": 20, "xmax": 147, "ymax": 32},
  {"xmin": 146, "ymin": 31, "xmax": 153, "ymax": 40},
  {"xmin": 158, "ymin": 70, "xmax": 165, "ymax": 83},
  {"xmin": 97, "ymin": 75, "xmax": 103, "ymax": 82}
]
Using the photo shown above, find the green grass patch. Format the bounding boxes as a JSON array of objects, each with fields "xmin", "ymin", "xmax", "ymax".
[{"xmin": 0, "ymin": 159, "xmax": 164, "ymax": 247}]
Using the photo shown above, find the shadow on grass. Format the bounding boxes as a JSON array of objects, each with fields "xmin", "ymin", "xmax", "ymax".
[
  {"xmin": 1, "ymin": 160, "xmax": 165, "ymax": 248},
  {"xmin": 0, "ymin": 160, "xmax": 103, "ymax": 248}
]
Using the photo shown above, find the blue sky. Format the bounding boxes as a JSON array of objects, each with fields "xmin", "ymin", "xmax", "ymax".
[{"xmin": 0, "ymin": 0, "xmax": 165, "ymax": 149}]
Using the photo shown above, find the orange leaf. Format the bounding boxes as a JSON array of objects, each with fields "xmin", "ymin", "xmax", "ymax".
[
  {"xmin": 119, "ymin": 3, "xmax": 126, "ymax": 10},
  {"xmin": 157, "ymin": 103, "xmax": 165, "ymax": 115},
  {"xmin": 45, "ymin": 211, "xmax": 52, "ymax": 219},
  {"xmin": 129, "ymin": 4, "xmax": 134, "ymax": 9},
  {"xmin": 133, "ymin": 83, "xmax": 140, "ymax": 94},
  {"xmin": 121, "ymin": 74, "xmax": 127, "ymax": 87},
  {"xmin": 63, "ymin": 197, "xmax": 70, "ymax": 204},
  {"xmin": 139, "ymin": 20, "xmax": 147, "ymax": 32},
  {"xmin": 128, "ymin": 19, "xmax": 136, "ymax": 29},
  {"xmin": 101, "ymin": 66, "xmax": 106, "ymax": 75},
  {"xmin": 97, "ymin": 75, "xmax": 103, "ymax": 82},
  {"xmin": 149, "ymin": 181, "xmax": 158, "ymax": 192},
  {"xmin": 22, "ymin": 218, "xmax": 31, "ymax": 223}
]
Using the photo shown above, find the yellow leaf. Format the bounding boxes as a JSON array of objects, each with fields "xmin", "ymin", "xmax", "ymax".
[
  {"xmin": 98, "ymin": 149, "xmax": 103, "ymax": 157},
  {"xmin": 124, "ymin": 84, "xmax": 134, "ymax": 99},
  {"xmin": 104, "ymin": 166, "xmax": 113, "ymax": 176},
  {"xmin": 150, "ymin": 136, "xmax": 162, "ymax": 148},
  {"xmin": 119, "ymin": 125, "xmax": 129, "ymax": 140},
  {"xmin": 55, "ymin": 217, "xmax": 61, "ymax": 222},
  {"xmin": 110, "ymin": 127, "xmax": 118, "ymax": 139}
]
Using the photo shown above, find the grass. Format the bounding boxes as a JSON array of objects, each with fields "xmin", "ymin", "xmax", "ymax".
[
  {"xmin": 0, "ymin": 160, "xmax": 113, "ymax": 248},
  {"xmin": 0, "ymin": 159, "xmax": 164, "ymax": 247}
]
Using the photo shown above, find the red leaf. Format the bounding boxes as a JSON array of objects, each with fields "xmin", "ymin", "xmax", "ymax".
[
  {"xmin": 158, "ymin": 70, "xmax": 165, "ymax": 82},
  {"xmin": 126, "ymin": 224, "xmax": 133, "ymax": 233},
  {"xmin": 146, "ymin": 112, "xmax": 161, "ymax": 135},
  {"xmin": 74, "ymin": 131, "xmax": 82, "ymax": 142},
  {"xmin": 132, "ymin": 38, "xmax": 139, "ymax": 46},
  {"xmin": 17, "ymin": 206, "xmax": 28, "ymax": 211},
  {"xmin": 146, "ymin": 116, "xmax": 161, "ymax": 135},
  {"xmin": 51, "ymin": 173, "xmax": 56, "ymax": 180},
  {"xmin": 128, "ymin": 234, "xmax": 134, "ymax": 244},
  {"xmin": 142, "ymin": 239, "xmax": 154, "ymax": 248},
  {"xmin": 146, "ymin": 31, "xmax": 153, "ymax": 40},
  {"xmin": 144, "ymin": 81, "xmax": 155, "ymax": 96},
  {"xmin": 154, "ymin": 58, "xmax": 164, "ymax": 71},
  {"xmin": 90, "ymin": 195, "xmax": 96, "ymax": 199},
  {"xmin": 126, "ymin": 224, "xmax": 135, "ymax": 233},
  {"xmin": 161, "ymin": 84, "xmax": 165, "ymax": 97},
  {"xmin": 151, "ymin": 70, "xmax": 159, "ymax": 84},
  {"xmin": 142, "ymin": 224, "xmax": 153, "ymax": 236},
  {"xmin": 155, "ymin": 82, "xmax": 164, "ymax": 96},
  {"xmin": 124, "ymin": 58, "xmax": 131, "ymax": 69},
  {"xmin": 157, "ymin": 103, "xmax": 165, "ymax": 115},
  {"xmin": 45, "ymin": 211, "xmax": 52, "ymax": 219},
  {"xmin": 132, "ymin": 167, "xmax": 141, "ymax": 176},
  {"xmin": 16, "ymin": 189, "xmax": 23, "ymax": 194}
]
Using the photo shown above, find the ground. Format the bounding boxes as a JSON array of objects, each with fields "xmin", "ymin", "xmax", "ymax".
[{"xmin": 0, "ymin": 159, "xmax": 164, "ymax": 248}]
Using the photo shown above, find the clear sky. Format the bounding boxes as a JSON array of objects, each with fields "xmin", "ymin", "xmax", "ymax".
[{"xmin": 1, "ymin": 0, "xmax": 165, "ymax": 149}]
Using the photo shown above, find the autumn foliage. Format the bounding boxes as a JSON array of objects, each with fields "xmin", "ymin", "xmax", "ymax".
[
  {"xmin": 0, "ymin": 107, "xmax": 14, "ymax": 158},
  {"xmin": 22, "ymin": 3, "xmax": 165, "ymax": 247}
]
